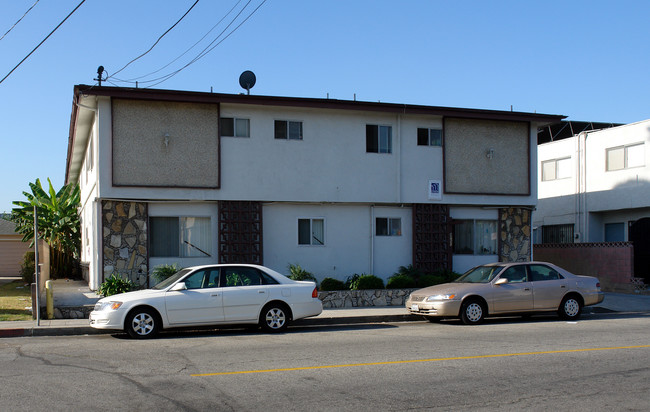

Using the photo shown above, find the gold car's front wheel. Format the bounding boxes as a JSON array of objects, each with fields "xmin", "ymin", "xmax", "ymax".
[{"xmin": 460, "ymin": 299, "xmax": 486, "ymax": 325}]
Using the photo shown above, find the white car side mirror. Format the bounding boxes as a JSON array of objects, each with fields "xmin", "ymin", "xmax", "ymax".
[
  {"xmin": 170, "ymin": 282, "xmax": 187, "ymax": 291},
  {"xmin": 495, "ymin": 278, "xmax": 509, "ymax": 286}
]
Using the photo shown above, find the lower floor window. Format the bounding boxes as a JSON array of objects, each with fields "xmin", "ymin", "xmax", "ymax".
[
  {"xmin": 376, "ymin": 217, "xmax": 401, "ymax": 236},
  {"xmin": 454, "ymin": 219, "xmax": 497, "ymax": 255},
  {"xmin": 150, "ymin": 216, "xmax": 212, "ymax": 257},
  {"xmin": 298, "ymin": 218, "xmax": 324, "ymax": 245},
  {"xmin": 541, "ymin": 224, "xmax": 574, "ymax": 244}
]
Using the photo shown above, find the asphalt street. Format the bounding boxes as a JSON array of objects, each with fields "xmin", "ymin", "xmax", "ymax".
[{"xmin": 1, "ymin": 313, "xmax": 649, "ymax": 411}]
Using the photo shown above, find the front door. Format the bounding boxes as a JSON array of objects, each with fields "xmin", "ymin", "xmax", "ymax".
[
  {"xmin": 492, "ymin": 265, "xmax": 533, "ymax": 312},
  {"xmin": 165, "ymin": 268, "xmax": 224, "ymax": 325}
]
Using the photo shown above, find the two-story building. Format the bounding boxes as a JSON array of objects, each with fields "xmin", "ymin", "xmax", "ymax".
[
  {"xmin": 65, "ymin": 85, "xmax": 563, "ymax": 290},
  {"xmin": 534, "ymin": 119, "xmax": 650, "ymax": 284}
]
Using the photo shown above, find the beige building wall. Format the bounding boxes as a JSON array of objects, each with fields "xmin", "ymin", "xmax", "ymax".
[
  {"xmin": 444, "ymin": 118, "xmax": 529, "ymax": 195},
  {"xmin": 112, "ymin": 99, "xmax": 220, "ymax": 188}
]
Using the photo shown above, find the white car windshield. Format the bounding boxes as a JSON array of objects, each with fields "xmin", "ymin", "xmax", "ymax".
[
  {"xmin": 455, "ymin": 266, "xmax": 503, "ymax": 283},
  {"xmin": 152, "ymin": 269, "xmax": 192, "ymax": 290}
]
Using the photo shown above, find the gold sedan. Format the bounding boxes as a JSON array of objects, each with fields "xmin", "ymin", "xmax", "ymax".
[{"xmin": 406, "ymin": 262, "xmax": 604, "ymax": 325}]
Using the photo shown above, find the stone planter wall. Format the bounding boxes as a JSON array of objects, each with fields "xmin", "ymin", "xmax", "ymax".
[{"xmin": 318, "ymin": 289, "xmax": 417, "ymax": 308}]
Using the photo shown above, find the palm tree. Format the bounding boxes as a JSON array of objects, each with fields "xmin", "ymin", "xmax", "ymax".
[{"xmin": 9, "ymin": 178, "xmax": 81, "ymax": 279}]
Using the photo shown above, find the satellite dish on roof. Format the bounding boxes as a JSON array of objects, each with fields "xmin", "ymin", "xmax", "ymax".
[{"xmin": 239, "ymin": 70, "xmax": 256, "ymax": 95}]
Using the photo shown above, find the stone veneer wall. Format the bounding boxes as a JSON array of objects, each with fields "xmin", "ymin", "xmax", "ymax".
[
  {"xmin": 499, "ymin": 207, "xmax": 531, "ymax": 262},
  {"xmin": 102, "ymin": 201, "xmax": 148, "ymax": 287},
  {"xmin": 318, "ymin": 289, "xmax": 416, "ymax": 308}
]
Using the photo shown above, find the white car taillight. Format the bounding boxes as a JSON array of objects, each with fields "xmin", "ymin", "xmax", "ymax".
[{"xmin": 312, "ymin": 287, "xmax": 318, "ymax": 298}]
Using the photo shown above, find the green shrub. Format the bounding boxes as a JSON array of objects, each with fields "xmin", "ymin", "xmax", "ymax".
[
  {"xmin": 395, "ymin": 264, "xmax": 422, "ymax": 278},
  {"xmin": 19, "ymin": 251, "xmax": 35, "ymax": 284},
  {"xmin": 288, "ymin": 263, "xmax": 318, "ymax": 284},
  {"xmin": 320, "ymin": 277, "xmax": 346, "ymax": 291},
  {"xmin": 152, "ymin": 263, "xmax": 181, "ymax": 283},
  {"xmin": 417, "ymin": 269, "xmax": 461, "ymax": 287},
  {"xmin": 386, "ymin": 274, "xmax": 417, "ymax": 289},
  {"xmin": 349, "ymin": 274, "xmax": 384, "ymax": 290},
  {"xmin": 417, "ymin": 274, "xmax": 446, "ymax": 287},
  {"xmin": 99, "ymin": 273, "xmax": 136, "ymax": 297},
  {"xmin": 344, "ymin": 273, "xmax": 360, "ymax": 290}
]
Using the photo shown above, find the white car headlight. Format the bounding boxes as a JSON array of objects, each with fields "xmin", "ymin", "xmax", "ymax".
[
  {"xmin": 95, "ymin": 301, "xmax": 123, "ymax": 311},
  {"xmin": 426, "ymin": 294, "xmax": 456, "ymax": 302}
]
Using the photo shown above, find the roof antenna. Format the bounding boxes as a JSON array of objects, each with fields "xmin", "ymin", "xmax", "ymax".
[{"xmin": 94, "ymin": 66, "xmax": 106, "ymax": 86}]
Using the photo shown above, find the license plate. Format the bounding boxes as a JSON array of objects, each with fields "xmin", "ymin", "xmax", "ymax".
[{"xmin": 411, "ymin": 304, "xmax": 419, "ymax": 312}]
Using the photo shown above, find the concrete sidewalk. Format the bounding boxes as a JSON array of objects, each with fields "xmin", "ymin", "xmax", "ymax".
[{"xmin": 1, "ymin": 292, "xmax": 650, "ymax": 338}]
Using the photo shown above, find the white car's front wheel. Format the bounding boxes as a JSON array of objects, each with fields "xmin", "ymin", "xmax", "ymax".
[{"xmin": 125, "ymin": 307, "xmax": 160, "ymax": 339}]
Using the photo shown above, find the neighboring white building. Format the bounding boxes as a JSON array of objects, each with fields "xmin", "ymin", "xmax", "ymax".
[
  {"xmin": 534, "ymin": 119, "xmax": 650, "ymax": 282},
  {"xmin": 66, "ymin": 85, "xmax": 563, "ymax": 290}
]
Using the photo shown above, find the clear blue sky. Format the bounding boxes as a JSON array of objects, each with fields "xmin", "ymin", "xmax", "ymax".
[{"xmin": 1, "ymin": 0, "xmax": 649, "ymax": 213}]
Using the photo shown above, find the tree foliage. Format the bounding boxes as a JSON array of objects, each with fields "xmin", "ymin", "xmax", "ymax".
[{"xmin": 9, "ymin": 178, "xmax": 81, "ymax": 279}]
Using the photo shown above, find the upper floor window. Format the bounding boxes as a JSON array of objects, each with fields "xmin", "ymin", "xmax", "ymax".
[
  {"xmin": 221, "ymin": 117, "xmax": 250, "ymax": 137},
  {"xmin": 366, "ymin": 125, "xmax": 392, "ymax": 153},
  {"xmin": 606, "ymin": 143, "xmax": 644, "ymax": 171},
  {"xmin": 542, "ymin": 157, "xmax": 571, "ymax": 181},
  {"xmin": 376, "ymin": 217, "xmax": 401, "ymax": 236},
  {"xmin": 298, "ymin": 218, "xmax": 324, "ymax": 246},
  {"xmin": 275, "ymin": 120, "xmax": 303, "ymax": 140},
  {"xmin": 417, "ymin": 128, "xmax": 442, "ymax": 146}
]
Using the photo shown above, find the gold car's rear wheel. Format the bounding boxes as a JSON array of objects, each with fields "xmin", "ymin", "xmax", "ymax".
[{"xmin": 559, "ymin": 295, "xmax": 582, "ymax": 320}]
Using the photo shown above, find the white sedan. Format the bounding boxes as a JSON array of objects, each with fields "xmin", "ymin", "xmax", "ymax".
[{"xmin": 89, "ymin": 264, "xmax": 323, "ymax": 338}]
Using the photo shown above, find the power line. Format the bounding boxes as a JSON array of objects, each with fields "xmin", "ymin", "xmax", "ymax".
[
  {"xmin": 112, "ymin": 0, "xmax": 244, "ymax": 83},
  {"xmin": 110, "ymin": 0, "xmax": 201, "ymax": 79},
  {"xmin": 143, "ymin": 0, "xmax": 268, "ymax": 88},
  {"xmin": 0, "ymin": 0, "xmax": 86, "ymax": 85},
  {"xmin": 0, "ymin": 0, "xmax": 40, "ymax": 42}
]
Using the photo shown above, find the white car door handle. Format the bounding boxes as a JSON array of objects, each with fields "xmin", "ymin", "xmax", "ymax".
[
  {"xmin": 211, "ymin": 294, "xmax": 219, "ymax": 297},
  {"xmin": 258, "ymin": 290, "xmax": 265, "ymax": 294}
]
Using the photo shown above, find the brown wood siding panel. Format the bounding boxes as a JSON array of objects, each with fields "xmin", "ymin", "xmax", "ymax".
[
  {"xmin": 412, "ymin": 204, "xmax": 451, "ymax": 273},
  {"xmin": 218, "ymin": 201, "xmax": 263, "ymax": 264},
  {"xmin": 0, "ymin": 239, "xmax": 32, "ymax": 276}
]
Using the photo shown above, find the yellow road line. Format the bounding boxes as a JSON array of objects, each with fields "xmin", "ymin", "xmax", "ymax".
[{"xmin": 191, "ymin": 344, "xmax": 650, "ymax": 377}]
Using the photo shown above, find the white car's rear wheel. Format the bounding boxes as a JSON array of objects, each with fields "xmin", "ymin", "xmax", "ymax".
[{"xmin": 260, "ymin": 303, "xmax": 289, "ymax": 332}]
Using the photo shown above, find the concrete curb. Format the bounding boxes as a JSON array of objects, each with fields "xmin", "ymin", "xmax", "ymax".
[
  {"xmin": 1, "ymin": 302, "xmax": 648, "ymax": 338},
  {"xmin": 0, "ymin": 313, "xmax": 419, "ymax": 338}
]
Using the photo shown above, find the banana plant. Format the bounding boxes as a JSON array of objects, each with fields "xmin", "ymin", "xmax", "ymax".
[{"xmin": 9, "ymin": 178, "xmax": 81, "ymax": 279}]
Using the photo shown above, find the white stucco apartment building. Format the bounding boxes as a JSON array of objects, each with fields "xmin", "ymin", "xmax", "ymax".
[
  {"xmin": 66, "ymin": 85, "xmax": 563, "ymax": 290},
  {"xmin": 534, "ymin": 119, "xmax": 650, "ymax": 283}
]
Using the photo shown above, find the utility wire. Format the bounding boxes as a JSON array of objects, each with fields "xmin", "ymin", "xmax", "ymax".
[
  {"xmin": 0, "ymin": 0, "xmax": 86, "ymax": 85},
  {"xmin": 111, "ymin": 0, "xmax": 244, "ymax": 83},
  {"xmin": 0, "ymin": 0, "xmax": 40, "ymax": 42},
  {"xmin": 110, "ymin": 0, "xmax": 200, "ymax": 79},
  {"xmin": 144, "ymin": 0, "xmax": 268, "ymax": 88}
]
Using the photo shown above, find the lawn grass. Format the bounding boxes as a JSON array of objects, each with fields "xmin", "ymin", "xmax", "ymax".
[{"xmin": 0, "ymin": 280, "xmax": 33, "ymax": 321}]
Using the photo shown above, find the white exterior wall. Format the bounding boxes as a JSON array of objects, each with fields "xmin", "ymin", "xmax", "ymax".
[
  {"xmin": 71, "ymin": 95, "xmax": 544, "ymax": 288},
  {"xmin": 78, "ymin": 113, "xmax": 101, "ymax": 290},
  {"xmin": 535, "ymin": 119, "xmax": 650, "ymax": 242},
  {"xmin": 263, "ymin": 203, "xmax": 412, "ymax": 281},
  {"xmin": 95, "ymin": 104, "xmax": 538, "ymax": 208}
]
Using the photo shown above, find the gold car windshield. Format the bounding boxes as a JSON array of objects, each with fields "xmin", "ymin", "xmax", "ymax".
[{"xmin": 455, "ymin": 266, "xmax": 503, "ymax": 283}]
